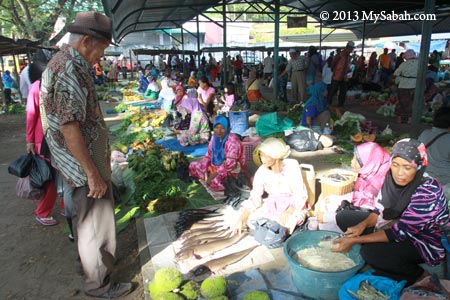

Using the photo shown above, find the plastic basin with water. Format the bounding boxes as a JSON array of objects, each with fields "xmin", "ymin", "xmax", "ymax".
[{"xmin": 283, "ymin": 230, "xmax": 364, "ymax": 300}]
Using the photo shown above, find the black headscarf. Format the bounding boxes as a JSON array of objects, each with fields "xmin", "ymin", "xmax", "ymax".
[
  {"xmin": 28, "ymin": 49, "xmax": 52, "ymax": 83},
  {"xmin": 380, "ymin": 138, "xmax": 428, "ymax": 220}
]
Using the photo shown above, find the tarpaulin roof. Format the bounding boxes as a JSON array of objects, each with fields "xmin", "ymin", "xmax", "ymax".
[
  {"xmin": 102, "ymin": 0, "xmax": 450, "ymax": 43},
  {"xmin": 0, "ymin": 35, "xmax": 41, "ymax": 55},
  {"xmin": 102, "ymin": 0, "xmax": 222, "ymax": 43}
]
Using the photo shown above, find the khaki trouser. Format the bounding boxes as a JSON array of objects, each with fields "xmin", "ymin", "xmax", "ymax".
[
  {"xmin": 72, "ymin": 184, "xmax": 116, "ymax": 295},
  {"xmin": 290, "ymin": 70, "xmax": 306, "ymax": 103}
]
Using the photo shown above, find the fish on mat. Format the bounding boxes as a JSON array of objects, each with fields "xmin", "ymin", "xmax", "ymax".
[
  {"xmin": 191, "ymin": 245, "xmax": 258, "ymax": 276},
  {"xmin": 176, "ymin": 233, "xmax": 247, "ymax": 260}
]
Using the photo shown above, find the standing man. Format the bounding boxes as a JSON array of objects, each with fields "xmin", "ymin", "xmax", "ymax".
[
  {"xmin": 279, "ymin": 48, "xmax": 307, "ymax": 104},
  {"xmin": 328, "ymin": 41, "xmax": 354, "ymax": 107},
  {"xmin": 40, "ymin": 12, "xmax": 132, "ymax": 299},
  {"xmin": 388, "ymin": 49, "xmax": 397, "ymax": 71},
  {"xmin": 263, "ymin": 51, "xmax": 274, "ymax": 86},
  {"xmin": 378, "ymin": 48, "xmax": 391, "ymax": 88}
]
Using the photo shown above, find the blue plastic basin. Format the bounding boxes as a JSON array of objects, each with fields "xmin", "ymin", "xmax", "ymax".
[{"xmin": 283, "ymin": 230, "xmax": 364, "ymax": 300}]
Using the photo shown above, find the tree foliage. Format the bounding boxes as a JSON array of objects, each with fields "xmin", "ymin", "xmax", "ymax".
[{"xmin": 0, "ymin": 0, "xmax": 103, "ymax": 46}]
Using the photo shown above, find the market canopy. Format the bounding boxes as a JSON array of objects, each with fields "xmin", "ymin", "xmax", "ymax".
[
  {"xmin": 132, "ymin": 48, "xmax": 198, "ymax": 56},
  {"xmin": 0, "ymin": 35, "xmax": 41, "ymax": 55},
  {"xmin": 102, "ymin": 0, "xmax": 450, "ymax": 43}
]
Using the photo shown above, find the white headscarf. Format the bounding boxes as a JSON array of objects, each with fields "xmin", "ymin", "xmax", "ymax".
[{"xmin": 258, "ymin": 137, "xmax": 291, "ymax": 159}]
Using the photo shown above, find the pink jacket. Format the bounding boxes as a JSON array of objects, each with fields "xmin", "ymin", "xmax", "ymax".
[{"xmin": 26, "ymin": 80, "xmax": 44, "ymax": 154}]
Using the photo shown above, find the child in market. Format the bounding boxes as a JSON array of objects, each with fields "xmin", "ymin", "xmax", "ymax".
[{"xmin": 218, "ymin": 82, "xmax": 236, "ymax": 114}]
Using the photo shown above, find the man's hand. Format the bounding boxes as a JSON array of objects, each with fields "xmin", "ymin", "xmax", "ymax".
[{"xmin": 87, "ymin": 172, "xmax": 107, "ymax": 199}]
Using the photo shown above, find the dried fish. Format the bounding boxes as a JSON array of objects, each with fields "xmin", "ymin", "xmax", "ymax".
[
  {"xmin": 192, "ymin": 246, "xmax": 258, "ymax": 276},
  {"xmin": 176, "ymin": 233, "xmax": 247, "ymax": 260},
  {"xmin": 348, "ymin": 280, "xmax": 389, "ymax": 300},
  {"xmin": 181, "ymin": 229, "xmax": 230, "ymax": 248}
]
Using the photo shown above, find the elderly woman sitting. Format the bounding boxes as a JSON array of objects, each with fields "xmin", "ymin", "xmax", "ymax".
[
  {"xmin": 189, "ymin": 115, "xmax": 246, "ymax": 192},
  {"xmin": 233, "ymin": 138, "xmax": 309, "ymax": 235}
]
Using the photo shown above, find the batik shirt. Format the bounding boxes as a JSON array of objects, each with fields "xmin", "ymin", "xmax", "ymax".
[
  {"xmin": 40, "ymin": 44, "xmax": 111, "ymax": 187},
  {"xmin": 377, "ymin": 177, "xmax": 450, "ymax": 266}
]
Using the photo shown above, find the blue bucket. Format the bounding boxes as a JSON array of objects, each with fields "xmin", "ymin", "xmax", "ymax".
[
  {"xmin": 229, "ymin": 110, "xmax": 249, "ymax": 136},
  {"xmin": 283, "ymin": 230, "xmax": 364, "ymax": 300}
]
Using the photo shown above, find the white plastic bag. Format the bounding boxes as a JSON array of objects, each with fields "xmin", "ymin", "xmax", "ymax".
[{"xmin": 16, "ymin": 176, "xmax": 44, "ymax": 200}]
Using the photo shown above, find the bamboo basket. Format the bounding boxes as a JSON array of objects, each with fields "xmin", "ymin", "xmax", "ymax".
[{"xmin": 320, "ymin": 169, "xmax": 356, "ymax": 198}]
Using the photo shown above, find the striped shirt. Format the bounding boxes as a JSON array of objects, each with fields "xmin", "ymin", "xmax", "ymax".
[
  {"xmin": 40, "ymin": 44, "xmax": 110, "ymax": 187},
  {"xmin": 377, "ymin": 177, "xmax": 450, "ymax": 266}
]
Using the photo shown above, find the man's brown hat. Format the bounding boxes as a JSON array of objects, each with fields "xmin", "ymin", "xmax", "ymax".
[{"xmin": 66, "ymin": 12, "xmax": 118, "ymax": 46}]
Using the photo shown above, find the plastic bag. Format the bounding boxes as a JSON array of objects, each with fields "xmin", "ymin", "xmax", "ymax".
[
  {"xmin": 339, "ymin": 270, "xmax": 406, "ymax": 300},
  {"xmin": 16, "ymin": 176, "xmax": 44, "ymax": 200},
  {"xmin": 252, "ymin": 218, "xmax": 287, "ymax": 249},
  {"xmin": 284, "ymin": 129, "xmax": 322, "ymax": 152},
  {"xmin": 255, "ymin": 112, "xmax": 293, "ymax": 137},
  {"xmin": 8, "ymin": 153, "xmax": 33, "ymax": 178},
  {"xmin": 29, "ymin": 155, "xmax": 53, "ymax": 188}
]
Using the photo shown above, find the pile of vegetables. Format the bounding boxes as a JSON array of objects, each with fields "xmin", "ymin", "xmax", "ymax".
[
  {"xmin": 2, "ymin": 103, "xmax": 25, "ymax": 114},
  {"xmin": 110, "ymin": 112, "xmax": 216, "ymax": 217},
  {"xmin": 250, "ymin": 100, "xmax": 289, "ymax": 112},
  {"xmin": 148, "ymin": 268, "xmax": 228, "ymax": 300},
  {"xmin": 286, "ymin": 104, "xmax": 303, "ymax": 126}
]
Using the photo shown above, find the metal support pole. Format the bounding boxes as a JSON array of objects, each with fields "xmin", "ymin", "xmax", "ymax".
[
  {"xmin": 273, "ymin": 0, "xmax": 280, "ymax": 99},
  {"xmin": 181, "ymin": 26, "xmax": 185, "ymax": 62},
  {"xmin": 196, "ymin": 16, "xmax": 201, "ymax": 70},
  {"xmin": 223, "ymin": 1, "xmax": 228, "ymax": 85},
  {"xmin": 361, "ymin": 21, "xmax": 366, "ymax": 57},
  {"xmin": 319, "ymin": 21, "xmax": 322, "ymax": 52},
  {"xmin": 411, "ymin": 0, "xmax": 435, "ymax": 137}
]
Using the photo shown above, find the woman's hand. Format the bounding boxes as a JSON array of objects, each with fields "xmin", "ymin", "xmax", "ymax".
[
  {"xmin": 344, "ymin": 222, "xmax": 366, "ymax": 238},
  {"xmin": 26, "ymin": 143, "xmax": 36, "ymax": 155},
  {"xmin": 332, "ymin": 237, "xmax": 355, "ymax": 253},
  {"xmin": 205, "ymin": 171, "xmax": 217, "ymax": 185},
  {"xmin": 279, "ymin": 207, "xmax": 295, "ymax": 228},
  {"xmin": 232, "ymin": 209, "xmax": 250, "ymax": 235}
]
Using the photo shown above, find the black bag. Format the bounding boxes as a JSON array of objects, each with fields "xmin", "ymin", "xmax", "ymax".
[
  {"xmin": 252, "ymin": 218, "xmax": 287, "ymax": 249},
  {"xmin": 8, "ymin": 153, "xmax": 33, "ymax": 178},
  {"xmin": 335, "ymin": 200, "xmax": 373, "ymax": 213},
  {"xmin": 29, "ymin": 155, "xmax": 53, "ymax": 188},
  {"xmin": 284, "ymin": 129, "xmax": 323, "ymax": 152},
  {"xmin": 40, "ymin": 133, "xmax": 52, "ymax": 159}
]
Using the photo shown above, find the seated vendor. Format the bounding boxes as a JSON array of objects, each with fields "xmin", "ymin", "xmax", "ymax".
[
  {"xmin": 316, "ymin": 142, "xmax": 391, "ymax": 228},
  {"xmin": 332, "ymin": 139, "xmax": 450, "ymax": 286},
  {"xmin": 176, "ymin": 92, "xmax": 210, "ymax": 146},
  {"xmin": 301, "ymin": 81, "xmax": 330, "ymax": 129},
  {"xmin": 187, "ymin": 71, "xmax": 197, "ymax": 88},
  {"xmin": 138, "ymin": 72, "xmax": 149, "ymax": 93},
  {"xmin": 233, "ymin": 138, "xmax": 309, "ymax": 234},
  {"xmin": 189, "ymin": 115, "xmax": 246, "ymax": 192},
  {"xmin": 144, "ymin": 71, "xmax": 160, "ymax": 100},
  {"xmin": 246, "ymin": 67, "xmax": 265, "ymax": 102}
]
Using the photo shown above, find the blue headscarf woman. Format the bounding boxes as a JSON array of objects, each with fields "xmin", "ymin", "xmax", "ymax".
[
  {"xmin": 211, "ymin": 115, "xmax": 231, "ymax": 166},
  {"xmin": 189, "ymin": 115, "xmax": 247, "ymax": 192},
  {"xmin": 301, "ymin": 81, "xmax": 328, "ymax": 128}
]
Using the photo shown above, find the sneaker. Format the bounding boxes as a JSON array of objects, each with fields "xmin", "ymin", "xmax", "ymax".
[
  {"xmin": 85, "ymin": 282, "xmax": 133, "ymax": 299},
  {"xmin": 35, "ymin": 216, "xmax": 58, "ymax": 226}
]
